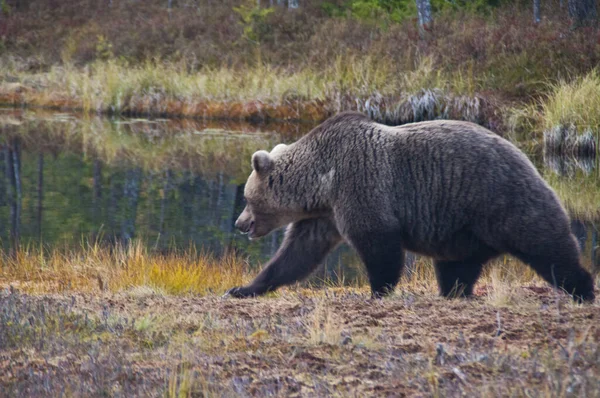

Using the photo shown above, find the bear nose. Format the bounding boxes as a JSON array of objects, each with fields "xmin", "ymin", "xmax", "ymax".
[
  {"xmin": 234, "ymin": 218, "xmax": 241, "ymax": 230},
  {"xmin": 235, "ymin": 218, "xmax": 254, "ymax": 234}
]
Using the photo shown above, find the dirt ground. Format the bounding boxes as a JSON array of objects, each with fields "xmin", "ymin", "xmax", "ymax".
[{"xmin": 1, "ymin": 285, "xmax": 599, "ymax": 397}]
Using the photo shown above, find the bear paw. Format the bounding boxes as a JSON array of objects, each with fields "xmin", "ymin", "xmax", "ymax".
[{"xmin": 223, "ymin": 286, "xmax": 258, "ymax": 299}]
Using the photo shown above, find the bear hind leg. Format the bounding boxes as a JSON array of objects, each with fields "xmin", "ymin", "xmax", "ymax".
[
  {"xmin": 434, "ymin": 248, "xmax": 498, "ymax": 298},
  {"xmin": 434, "ymin": 260, "xmax": 484, "ymax": 298},
  {"xmin": 348, "ymin": 230, "xmax": 404, "ymax": 298}
]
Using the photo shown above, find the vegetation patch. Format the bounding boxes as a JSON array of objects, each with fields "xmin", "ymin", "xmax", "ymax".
[
  {"xmin": 1, "ymin": 283, "xmax": 599, "ymax": 396},
  {"xmin": 0, "ymin": 241, "xmax": 248, "ymax": 295}
]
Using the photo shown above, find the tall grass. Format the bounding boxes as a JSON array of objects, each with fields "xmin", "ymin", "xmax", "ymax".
[
  {"xmin": 539, "ymin": 71, "xmax": 600, "ymax": 132},
  {"xmin": 0, "ymin": 241, "xmax": 247, "ymax": 295},
  {"xmin": 1, "ymin": 57, "xmax": 488, "ymax": 122},
  {"xmin": 0, "ymin": 239, "xmax": 594, "ymax": 299}
]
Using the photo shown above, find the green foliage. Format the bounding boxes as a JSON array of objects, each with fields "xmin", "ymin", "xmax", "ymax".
[
  {"xmin": 321, "ymin": 0, "xmax": 413, "ymax": 24},
  {"xmin": 232, "ymin": 1, "xmax": 275, "ymax": 44},
  {"xmin": 0, "ymin": 0, "xmax": 10, "ymax": 15},
  {"xmin": 95, "ymin": 35, "xmax": 114, "ymax": 61}
]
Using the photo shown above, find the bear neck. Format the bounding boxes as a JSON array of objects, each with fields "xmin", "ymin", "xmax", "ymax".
[{"xmin": 272, "ymin": 139, "xmax": 336, "ymax": 216}]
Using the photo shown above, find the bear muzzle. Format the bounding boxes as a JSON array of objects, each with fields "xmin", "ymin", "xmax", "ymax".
[{"xmin": 235, "ymin": 217, "xmax": 255, "ymax": 236}]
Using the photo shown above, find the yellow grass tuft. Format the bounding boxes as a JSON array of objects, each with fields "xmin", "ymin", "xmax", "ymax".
[
  {"xmin": 0, "ymin": 239, "xmax": 594, "ymax": 302},
  {"xmin": 539, "ymin": 70, "xmax": 600, "ymax": 131},
  {"xmin": 0, "ymin": 241, "xmax": 248, "ymax": 295},
  {"xmin": 305, "ymin": 298, "xmax": 342, "ymax": 345}
]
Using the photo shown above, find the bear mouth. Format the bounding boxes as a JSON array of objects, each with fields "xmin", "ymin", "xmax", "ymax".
[{"xmin": 246, "ymin": 221, "xmax": 256, "ymax": 239}]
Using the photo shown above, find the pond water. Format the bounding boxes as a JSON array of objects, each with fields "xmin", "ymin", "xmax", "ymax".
[{"xmin": 0, "ymin": 109, "xmax": 598, "ymax": 278}]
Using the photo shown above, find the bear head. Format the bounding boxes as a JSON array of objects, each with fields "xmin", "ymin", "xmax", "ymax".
[{"xmin": 235, "ymin": 144, "xmax": 301, "ymax": 239}]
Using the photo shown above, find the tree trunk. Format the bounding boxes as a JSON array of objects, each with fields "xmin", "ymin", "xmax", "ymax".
[
  {"xmin": 93, "ymin": 159, "xmax": 102, "ymax": 223},
  {"xmin": 121, "ymin": 168, "xmax": 142, "ymax": 245},
  {"xmin": 226, "ymin": 183, "xmax": 246, "ymax": 252},
  {"xmin": 214, "ymin": 172, "xmax": 225, "ymax": 224},
  {"xmin": 415, "ymin": 0, "xmax": 433, "ymax": 38},
  {"xmin": 5, "ymin": 139, "xmax": 22, "ymax": 256},
  {"xmin": 37, "ymin": 153, "xmax": 44, "ymax": 241},
  {"xmin": 4, "ymin": 146, "xmax": 14, "ymax": 254},
  {"xmin": 568, "ymin": 0, "xmax": 598, "ymax": 27},
  {"xmin": 191, "ymin": 176, "xmax": 205, "ymax": 247},
  {"xmin": 12, "ymin": 140, "xmax": 21, "ymax": 255},
  {"xmin": 592, "ymin": 227, "xmax": 598, "ymax": 271},
  {"xmin": 107, "ymin": 173, "xmax": 119, "ymax": 239},
  {"xmin": 533, "ymin": 0, "xmax": 541, "ymax": 23},
  {"xmin": 158, "ymin": 169, "xmax": 172, "ymax": 241}
]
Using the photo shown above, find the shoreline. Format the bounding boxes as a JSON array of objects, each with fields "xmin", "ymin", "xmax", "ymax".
[{"xmin": 0, "ymin": 95, "xmax": 331, "ymax": 124}]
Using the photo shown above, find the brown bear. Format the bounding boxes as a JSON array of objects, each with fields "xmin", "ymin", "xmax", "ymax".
[{"xmin": 227, "ymin": 112, "xmax": 595, "ymax": 302}]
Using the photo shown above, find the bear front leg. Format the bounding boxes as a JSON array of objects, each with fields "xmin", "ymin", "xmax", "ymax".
[
  {"xmin": 347, "ymin": 230, "xmax": 404, "ymax": 298},
  {"xmin": 226, "ymin": 217, "xmax": 342, "ymax": 298},
  {"xmin": 509, "ymin": 234, "xmax": 595, "ymax": 303}
]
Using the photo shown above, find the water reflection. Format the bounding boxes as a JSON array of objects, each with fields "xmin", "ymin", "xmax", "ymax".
[{"xmin": 0, "ymin": 110, "xmax": 597, "ymax": 277}]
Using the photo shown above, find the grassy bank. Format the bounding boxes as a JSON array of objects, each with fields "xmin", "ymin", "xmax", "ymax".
[
  {"xmin": 0, "ymin": 61, "xmax": 331, "ymax": 121},
  {"xmin": 1, "ymin": 1, "xmax": 600, "ymax": 132},
  {"xmin": 513, "ymin": 71, "xmax": 600, "ymax": 153},
  {"xmin": 2, "ymin": 56, "xmax": 600, "ymax": 144},
  {"xmin": 0, "ymin": 57, "xmax": 493, "ymax": 125}
]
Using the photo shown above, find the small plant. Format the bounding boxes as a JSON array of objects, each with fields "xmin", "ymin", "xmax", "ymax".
[
  {"xmin": 95, "ymin": 35, "xmax": 114, "ymax": 61},
  {"xmin": 232, "ymin": 1, "xmax": 275, "ymax": 44},
  {"xmin": 0, "ymin": 0, "xmax": 10, "ymax": 15},
  {"xmin": 304, "ymin": 299, "xmax": 342, "ymax": 345}
]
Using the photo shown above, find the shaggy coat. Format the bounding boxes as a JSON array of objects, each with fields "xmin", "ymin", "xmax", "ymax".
[{"xmin": 229, "ymin": 112, "xmax": 595, "ymax": 302}]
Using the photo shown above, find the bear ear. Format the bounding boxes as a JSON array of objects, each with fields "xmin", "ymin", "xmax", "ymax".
[{"xmin": 252, "ymin": 150, "xmax": 273, "ymax": 174}]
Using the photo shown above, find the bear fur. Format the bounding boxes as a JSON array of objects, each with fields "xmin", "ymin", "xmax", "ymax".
[{"xmin": 228, "ymin": 112, "xmax": 595, "ymax": 302}]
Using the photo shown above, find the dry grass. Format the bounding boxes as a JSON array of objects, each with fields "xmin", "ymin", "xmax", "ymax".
[
  {"xmin": 1, "ymin": 237, "xmax": 590, "ymax": 301},
  {"xmin": 512, "ymin": 70, "xmax": 600, "ymax": 151},
  {"xmin": 305, "ymin": 298, "xmax": 343, "ymax": 345},
  {"xmin": 1, "ymin": 241, "xmax": 599, "ymax": 395},
  {"xmin": 1, "ymin": 282, "xmax": 599, "ymax": 396},
  {"xmin": 0, "ymin": 57, "xmax": 490, "ymax": 123},
  {"xmin": 539, "ymin": 71, "xmax": 600, "ymax": 132},
  {"xmin": 0, "ymin": 241, "xmax": 248, "ymax": 295}
]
